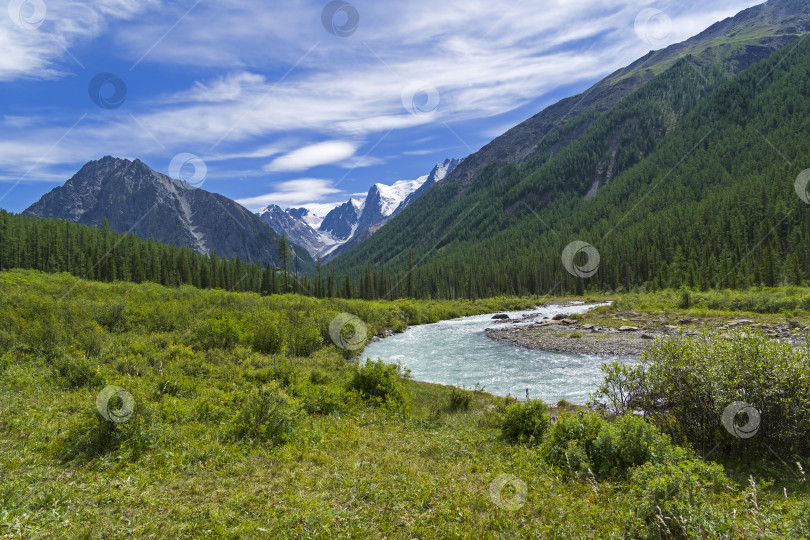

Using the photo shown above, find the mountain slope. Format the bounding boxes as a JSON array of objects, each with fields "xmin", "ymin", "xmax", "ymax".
[
  {"xmin": 330, "ymin": 0, "xmax": 810, "ymax": 297},
  {"xmin": 24, "ymin": 157, "xmax": 313, "ymax": 269},
  {"xmin": 442, "ymin": 0, "xmax": 809, "ymax": 194}
]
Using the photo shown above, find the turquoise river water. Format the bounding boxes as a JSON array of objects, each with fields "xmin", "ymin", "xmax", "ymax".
[{"xmin": 362, "ymin": 302, "xmax": 634, "ymax": 404}]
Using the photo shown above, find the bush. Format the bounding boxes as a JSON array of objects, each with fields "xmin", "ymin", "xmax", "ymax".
[
  {"xmin": 540, "ymin": 412, "xmax": 676, "ymax": 479},
  {"xmin": 349, "ymin": 359, "xmax": 410, "ymax": 406},
  {"xmin": 627, "ymin": 458, "xmax": 734, "ymax": 538},
  {"xmin": 609, "ymin": 332, "xmax": 810, "ymax": 457},
  {"xmin": 589, "ymin": 414, "xmax": 676, "ymax": 479},
  {"xmin": 288, "ymin": 318, "xmax": 323, "ymax": 356},
  {"xmin": 50, "ymin": 352, "xmax": 102, "ymax": 389},
  {"xmin": 540, "ymin": 412, "xmax": 605, "ymax": 473},
  {"xmin": 501, "ymin": 399, "xmax": 550, "ymax": 443},
  {"xmin": 192, "ymin": 316, "xmax": 239, "ymax": 350},
  {"xmin": 308, "ymin": 368, "xmax": 329, "ymax": 385},
  {"xmin": 230, "ymin": 382, "xmax": 302, "ymax": 444},
  {"xmin": 246, "ymin": 311, "xmax": 285, "ymax": 354},
  {"xmin": 448, "ymin": 386, "xmax": 473, "ymax": 412}
]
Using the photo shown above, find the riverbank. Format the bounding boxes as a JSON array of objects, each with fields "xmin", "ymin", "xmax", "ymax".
[{"xmin": 484, "ymin": 303, "xmax": 809, "ymax": 357}]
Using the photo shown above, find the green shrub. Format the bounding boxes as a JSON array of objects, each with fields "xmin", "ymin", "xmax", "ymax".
[
  {"xmin": 54, "ymin": 407, "xmax": 152, "ymax": 462},
  {"xmin": 541, "ymin": 412, "xmax": 677, "ymax": 479},
  {"xmin": 350, "ymin": 359, "xmax": 410, "ymax": 406},
  {"xmin": 540, "ymin": 412, "xmax": 605, "ymax": 473},
  {"xmin": 589, "ymin": 414, "xmax": 676, "ymax": 479},
  {"xmin": 627, "ymin": 458, "xmax": 734, "ymax": 539},
  {"xmin": 448, "ymin": 386, "xmax": 474, "ymax": 412},
  {"xmin": 288, "ymin": 318, "xmax": 323, "ymax": 356},
  {"xmin": 614, "ymin": 332, "xmax": 810, "ymax": 457},
  {"xmin": 192, "ymin": 316, "xmax": 239, "ymax": 350},
  {"xmin": 230, "ymin": 382, "xmax": 302, "ymax": 444},
  {"xmin": 301, "ymin": 384, "xmax": 356, "ymax": 415},
  {"xmin": 246, "ymin": 311, "xmax": 285, "ymax": 354},
  {"xmin": 501, "ymin": 399, "xmax": 550, "ymax": 443},
  {"xmin": 568, "ymin": 331, "xmax": 583, "ymax": 338},
  {"xmin": 50, "ymin": 352, "xmax": 102, "ymax": 389},
  {"xmin": 308, "ymin": 368, "xmax": 329, "ymax": 385}
]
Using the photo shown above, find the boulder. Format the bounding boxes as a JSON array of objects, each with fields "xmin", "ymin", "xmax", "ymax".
[
  {"xmin": 618, "ymin": 326, "xmax": 639, "ymax": 332},
  {"xmin": 491, "ymin": 313, "xmax": 510, "ymax": 320}
]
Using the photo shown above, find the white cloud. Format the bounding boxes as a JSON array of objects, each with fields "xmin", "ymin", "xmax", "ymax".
[
  {"xmin": 265, "ymin": 141, "xmax": 358, "ymax": 172},
  {"xmin": 0, "ymin": 0, "xmax": 157, "ymax": 81},
  {"xmin": 0, "ymin": 0, "xmax": 766, "ymax": 189},
  {"xmin": 235, "ymin": 178, "xmax": 344, "ymax": 210}
]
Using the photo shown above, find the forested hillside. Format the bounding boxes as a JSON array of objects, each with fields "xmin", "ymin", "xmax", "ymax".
[{"xmin": 329, "ymin": 33, "xmax": 810, "ymax": 299}]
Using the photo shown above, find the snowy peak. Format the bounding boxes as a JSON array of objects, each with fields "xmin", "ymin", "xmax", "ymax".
[
  {"xmin": 374, "ymin": 176, "xmax": 427, "ymax": 217},
  {"xmin": 254, "ymin": 158, "xmax": 460, "ymax": 260}
]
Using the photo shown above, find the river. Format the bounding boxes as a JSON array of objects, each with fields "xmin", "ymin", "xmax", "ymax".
[{"xmin": 362, "ymin": 302, "xmax": 633, "ymax": 404}]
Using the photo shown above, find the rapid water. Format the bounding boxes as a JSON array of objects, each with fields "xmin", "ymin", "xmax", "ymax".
[{"xmin": 362, "ymin": 302, "xmax": 634, "ymax": 405}]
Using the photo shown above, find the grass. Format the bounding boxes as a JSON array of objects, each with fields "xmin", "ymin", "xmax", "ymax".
[{"xmin": 1, "ymin": 270, "xmax": 809, "ymax": 537}]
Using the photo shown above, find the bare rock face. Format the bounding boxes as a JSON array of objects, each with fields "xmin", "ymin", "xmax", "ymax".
[{"xmin": 24, "ymin": 156, "xmax": 311, "ymax": 267}]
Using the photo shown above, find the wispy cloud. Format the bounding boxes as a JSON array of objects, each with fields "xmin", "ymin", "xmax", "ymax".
[
  {"xmin": 265, "ymin": 141, "xmax": 358, "ymax": 172},
  {"xmin": 235, "ymin": 178, "xmax": 344, "ymax": 210}
]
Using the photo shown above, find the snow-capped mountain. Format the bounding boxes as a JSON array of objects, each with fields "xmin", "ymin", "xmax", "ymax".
[
  {"xmin": 256, "ymin": 158, "xmax": 462, "ymax": 260},
  {"xmin": 257, "ymin": 205, "xmax": 331, "ymax": 256}
]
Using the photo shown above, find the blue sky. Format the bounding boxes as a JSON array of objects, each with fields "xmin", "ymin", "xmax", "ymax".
[{"xmin": 0, "ymin": 0, "xmax": 762, "ymax": 216}]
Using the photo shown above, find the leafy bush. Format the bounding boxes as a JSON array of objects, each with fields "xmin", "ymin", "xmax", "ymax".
[
  {"xmin": 192, "ymin": 316, "xmax": 239, "ymax": 350},
  {"xmin": 448, "ymin": 386, "xmax": 473, "ymax": 412},
  {"xmin": 287, "ymin": 317, "xmax": 323, "ymax": 356},
  {"xmin": 230, "ymin": 382, "xmax": 303, "ymax": 444},
  {"xmin": 50, "ymin": 352, "xmax": 102, "ymax": 389},
  {"xmin": 540, "ymin": 412, "xmax": 676, "ymax": 479},
  {"xmin": 246, "ymin": 311, "xmax": 285, "ymax": 354},
  {"xmin": 589, "ymin": 414, "xmax": 676, "ymax": 479},
  {"xmin": 308, "ymin": 368, "xmax": 329, "ymax": 385},
  {"xmin": 601, "ymin": 332, "xmax": 810, "ymax": 457},
  {"xmin": 627, "ymin": 458, "xmax": 734, "ymax": 539},
  {"xmin": 500, "ymin": 399, "xmax": 550, "ymax": 443},
  {"xmin": 349, "ymin": 359, "xmax": 410, "ymax": 406},
  {"xmin": 54, "ymin": 407, "xmax": 152, "ymax": 462}
]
